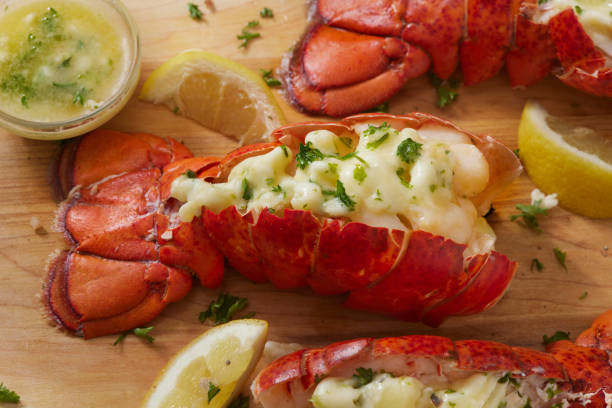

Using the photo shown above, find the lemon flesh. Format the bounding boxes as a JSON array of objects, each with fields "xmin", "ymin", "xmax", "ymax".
[
  {"xmin": 140, "ymin": 50, "xmax": 285, "ymax": 145},
  {"xmin": 518, "ymin": 100, "xmax": 612, "ymax": 218},
  {"xmin": 141, "ymin": 319, "xmax": 268, "ymax": 408}
]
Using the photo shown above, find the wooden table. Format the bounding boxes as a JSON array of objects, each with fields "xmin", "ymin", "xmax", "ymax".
[{"xmin": 1, "ymin": 1, "xmax": 611, "ymax": 406}]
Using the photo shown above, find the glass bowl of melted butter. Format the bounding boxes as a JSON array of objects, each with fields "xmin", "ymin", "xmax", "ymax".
[{"xmin": 0, "ymin": 0, "xmax": 140, "ymax": 139}]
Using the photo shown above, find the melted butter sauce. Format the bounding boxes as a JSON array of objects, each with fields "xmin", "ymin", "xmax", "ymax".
[
  {"xmin": 0, "ymin": 0, "xmax": 130, "ymax": 121},
  {"xmin": 172, "ymin": 123, "xmax": 496, "ymax": 255}
]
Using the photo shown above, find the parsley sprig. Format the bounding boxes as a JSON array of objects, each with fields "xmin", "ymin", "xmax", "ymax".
[
  {"xmin": 260, "ymin": 7, "xmax": 274, "ymax": 18},
  {"xmin": 199, "ymin": 293, "xmax": 249, "ymax": 325},
  {"xmin": 238, "ymin": 21, "xmax": 261, "ymax": 48},
  {"xmin": 352, "ymin": 367, "xmax": 374, "ymax": 388},
  {"xmin": 323, "ymin": 180, "xmax": 356, "ymax": 211},
  {"xmin": 113, "ymin": 326, "xmax": 155, "ymax": 345},
  {"xmin": 208, "ymin": 382, "xmax": 221, "ymax": 403},
  {"xmin": 397, "ymin": 138, "xmax": 422, "ymax": 164},
  {"xmin": 0, "ymin": 383, "xmax": 20, "ymax": 403},
  {"xmin": 542, "ymin": 331, "xmax": 570, "ymax": 345},
  {"xmin": 510, "ymin": 200, "xmax": 548, "ymax": 232},
  {"xmin": 296, "ymin": 142, "xmax": 326, "ymax": 169},
  {"xmin": 188, "ymin": 3, "xmax": 203, "ymax": 20},
  {"xmin": 553, "ymin": 248, "xmax": 567, "ymax": 271},
  {"xmin": 261, "ymin": 69, "xmax": 281, "ymax": 87},
  {"xmin": 429, "ymin": 73, "xmax": 460, "ymax": 108}
]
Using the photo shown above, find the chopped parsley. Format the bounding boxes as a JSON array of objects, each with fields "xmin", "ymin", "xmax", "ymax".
[
  {"xmin": 227, "ymin": 394, "xmax": 249, "ymax": 408},
  {"xmin": 188, "ymin": 3, "xmax": 203, "ymax": 20},
  {"xmin": 498, "ymin": 402, "xmax": 508, "ymax": 408},
  {"xmin": 366, "ymin": 132, "xmax": 389, "ymax": 149},
  {"xmin": 542, "ymin": 331, "xmax": 570, "ymax": 345},
  {"xmin": 553, "ymin": 248, "xmax": 567, "ymax": 271},
  {"xmin": 114, "ymin": 326, "xmax": 155, "ymax": 345},
  {"xmin": 579, "ymin": 291, "xmax": 588, "ymax": 300},
  {"xmin": 513, "ymin": 148, "xmax": 520, "ymax": 157},
  {"xmin": 353, "ymin": 165, "xmax": 367, "ymax": 184},
  {"xmin": 339, "ymin": 137, "xmax": 353, "ymax": 148},
  {"xmin": 260, "ymin": 7, "xmax": 274, "ymax": 18},
  {"xmin": 546, "ymin": 384, "xmax": 560, "ymax": 400},
  {"xmin": 449, "ymin": 403, "xmax": 457, "ymax": 408},
  {"xmin": 241, "ymin": 178, "xmax": 253, "ymax": 200},
  {"xmin": 261, "ymin": 69, "xmax": 281, "ymax": 87},
  {"xmin": 445, "ymin": 389, "xmax": 457, "ymax": 394},
  {"xmin": 363, "ymin": 122, "xmax": 390, "ymax": 137},
  {"xmin": 497, "ymin": 373, "xmax": 519, "ymax": 388},
  {"xmin": 352, "ymin": 367, "xmax": 374, "ymax": 388},
  {"xmin": 183, "ymin": 169, "xmax": 197, "ymax": 178},
  {"xmin": 20, "ymin": 95, "xmax": 28, "ymax": 108},
  {"xmin": 237, "ymin": 21, "xmax": 261, "ymax": 48},
  {"xmin": 397, "ymin": 138, "xmax": 422, "ymax": 164},
  {"xmin": 280, "ymin": 144, "xmax": 289, "ymax": 157},
  {"xmin": 374, "ymin": 189, "xmax": 383, "ymax": 201},
  {"xmin": 429, "ymin": 184, "xmax": 438, "ymax": 193},
  {"xmin": 296, "ymin": 142, "xmax": 325, "ymax": 169},
  {"xmin": 338, "ymin": 152, "xmax": 368, "ymax": 165},
  {"xmin": 574, "ymin": 5, "xmax": 583, "ymax": 14},
  {"xmin": 199, "ymin": 292, "xmax": 249, "ymax": 325},
  {"xmin": 327, "ymin": 162, "xmax": 338, "ymax": 175},
  {"xmin": 510, "ymin": 200, "xmax": 548, "ymax": 232},
  {"xmin": 530, "ymin": 258, "xmax": 543, "ymax": 272},
  {"xmin": 0, "ymin": 383, "xmax": 20, "ymax": 403},
  {"xmin": 271, "ymin": 184, "xmax": 283, "ymax": 193},
  {"xmin": 335, "ymin": 180, "xmax": 356, "ymax": 211},
  {"xmin": 429, "ymin": 73, "xmax": 460, "ymax": 108},
  {"xmin": 208, "ymin": 382, "xmax": 221, "ymax": 403},
  {"xmin": 396, "ymin": 168, "xmax": 413, "ymax": 189},
  {"xmin": 72, "ymin": 87, "xmax": 88, "ymax": 105}
]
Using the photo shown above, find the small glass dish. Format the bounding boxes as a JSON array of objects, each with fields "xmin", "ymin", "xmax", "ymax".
[{"xmin": 0, "ymin": 0, "xmax": 141, "ymax": 140}]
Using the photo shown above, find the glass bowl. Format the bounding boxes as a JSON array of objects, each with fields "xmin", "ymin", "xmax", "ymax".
[{"xmin": 0, "ymin": 0, "xmax": 141, "ymax": 140}]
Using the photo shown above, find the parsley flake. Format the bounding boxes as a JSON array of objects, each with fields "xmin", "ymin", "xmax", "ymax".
[
  {"xmin": 261, "ymin": 69, "xmax": 281, "ymax": 87},
  {"xmin": 553, "ymin": 248, "xmax": 567, "ymax": 271},
  {"xmin": 542, "ymin": 331, "xmax": 570, "ymax": 345},
  {"xmin": 296, "ymin": 142, "xmax": 325, "ymax": 169},
  {"xmin": 208, "ymin": 382, "xmax": 221, "ymax": 403},
  {"xmin": 429, "ymin": 73, "xmax": 460, "ymax": 108},
  {"xmin": 574, "ymin": 5, "xmax": 583, "ymax": 14},
  {"xmin": 280, "ymin": 144, "xmax": 289, "ymax": 157},
  {"xmin": 335, "ymin": 180, "xmax": 356, "ymax": 211},
  {"xmin": 366, "ymin": 132, "xmax": 389, "ymax": 149},
  {"xmin": 340, "ymin": 137, "xmax": 353, "ymax": 148},
  {"xmin": 363, "ymin": 122, "xmax": 390, "ymax": 137},
  {"xmin": 353, "ymin": 165, "xmax": 367, "ymax": 184},
  {"xmin": 579, "ymin": 291, "xmax": 588, "ymax": 300},
  {"xmin": 188, "ymin": 3, "xmax": 203, "ymax": 20},
  {"xmin": 352, "ymin": 367, "xmax": 374, "ymax": 388},
  {"xmin": 237, "ymin": 22, "xmax": 261, "ymax": 48},
  {"xmin": 497, "ymin": 373, "xmax": 519, "ymax": 388},
  {"xmin": 375, "ymin": 189, "xmax": 383, "ymax": 201},
  {"xmin": 396, "ymin": 168, "xmax": 413, "ymax": 189},
  {"xmin": 183, "ymin": 169, "xmax": 197, "ymax": 178},
  {"xmin": 133, "ymin": 326, "xmax": 155, "ymax": 343},
  {"xmin": 0, "ymin": 383, "xmax": 20, "ymax": 403},
  {"xmin": 241, "ymin": 178, "xmax": 253, "ymax": 201},
  {"xmin": 260, "ymin": 7, "xmax": 274, "ymax": 18},
  {"xmin": 510, "ymin": 200, "xmax": 548, "ymax": 232},
  {"xmin": 271, "ymin": 184, "xmax": 283, "ymax": 194},
  {"xmin": 72, "ymin": 87, "xmax": 88, "ymax": 105},
  {"xmin": 530, "ymin": 258, "xmax": 543, "ymax": 272},
  {"xmin": 397, "ymin": 138, "xmax": 422, "ymax": 164},
  {"xmin": 199, "ymin": 292, "xmax": 249, "ymax": 325}
]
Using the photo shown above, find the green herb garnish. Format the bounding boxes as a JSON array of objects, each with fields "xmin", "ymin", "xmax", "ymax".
[
  {"xmin": 183, "ymin": 169, "xmax": 197, "ymax": 178},
  {"xmin": 296, "ymin": 142, "xmax": 325, "ymax": 169},
  {"xmin": 188, "ymin": 3, "xmax": 203, "ymax": 20},
  {"xmin": 280, "ymin": 144, "xmax": 289, "ymax": 157},
  {"xmin": 396, "ymin": 168, "xmax": 413, "ymax": 189},
  {"xmin": 338, "ymin": 152, "xmax": 368, "ymax": 165},
  {"xmin": 208, "ymin": 382, "xmax": 221, "ymax": 403},
  {"xmin": 114, "ymin": 326, "xmax": 155, "ymax": 345},
  {"xmin": 0, "ymin": 383, "xmax": 20, "ymax": 403},
  {"xmin": 260, "ymin": 7, "xmax": 274, "ymax": 18},
  {"xmin": 271, "ymin": 184, "xmax": 283, "ymax": 193},
  {"xmin": 352, "ymin": 367, "xmax": 374, "ymax": 388},
  {"xmin": 261, "ymin": 68, "xmax": 281, "ymax": 86},
  {"xmin": 553, "ymin": 248, "xmax": 567, "ymax": 271},
  {"xmin": 237, "ymin": 21, "xmax": 261, "ymax": 49},
  {"xmin": 579, "ymin": 291, "xmax": 588, "ymax": 300},
  {"xmin": 396, "ymin": 138, "xmax": 422, "ymax": 164},
  {"xmin": 374, "ymin": 189, "xmax": 383, "ymax": 201},
  {"xmin": 339, "ymin": 137, "xmax": 353, "ymax": 148},
  {"xmin": 72, "ymin": 87, "xmax": 88, "ymax": 105},
  {"xmin": 363, "ymin": 122, "xmax": 390, "ymax": 137},
  {"xmin": 542, "ymin": 331, "xmax": 570, "ymax": 345},
  {"xmin": 429, "ymin": 73, "xmax": 460, "ymax": 108},
  {"xmin": 199, "ymin": 293, "xmax": 249, "ymax": 325},
  {"xmin": 353, "ymin": 165, "xmax": 367, "ymax": 184},
  {"xmin": 366, "ymin": 132, "xmax": 389, "ymax": 149},
  {"xmin": 523, "ymin": 397, "xmax": 532, "ymax": 408},
  {"xmin": 335, "ymin": 180, "xmax": 356, "ymax": 211},
  {"xmin": 574, "ymin": 5, "xmax": 583, "ymax": 14},
  {"xmin": 530, "ymin": 258, "xmax": 543, "ymax": 272},
  {"xmin": 497, "ymin": 373, "xmax": 519, "ymax": 388},
  {"xmin": 510, "ymin": 200, "xmax": 548, "ymax": 232},
  {"xmin": 241, "ymin": 178, "xmax": 253, "ymax": 200}
]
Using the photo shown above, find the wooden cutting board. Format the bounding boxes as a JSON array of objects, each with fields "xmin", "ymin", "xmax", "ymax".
[{"xmin": 1, "ymin": 1, "xmax": 611, "ymax": 407}]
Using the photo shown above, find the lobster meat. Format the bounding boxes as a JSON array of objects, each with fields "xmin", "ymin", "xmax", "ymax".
[
  {"xmin": 285, "ymin": 0, "xmax": 612, "ymax": 116},
  {"xmin": 252, "ymin": 309, "xmax": 612, "ymax": 408},
  {"xmin": 44, "ymin": 113, "xmax": 520, "ymax": 338}
]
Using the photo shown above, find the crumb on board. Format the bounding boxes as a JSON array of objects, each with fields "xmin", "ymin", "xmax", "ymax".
[{"xmin": 30, "ymin": 216, "xmax": 47, "ymax": 234}]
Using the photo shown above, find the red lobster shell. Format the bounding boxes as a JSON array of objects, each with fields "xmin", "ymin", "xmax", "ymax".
[
  {"xmin": 44, "ymin": 113, "xmax": 521, "ymax": 338},
  {"xmin": 252, "ymin": 309, "xmax": 612, "ymax": 408},
  {"xmin": 285, "ymin": 0, "xmax": 612, "ymax": 116}
]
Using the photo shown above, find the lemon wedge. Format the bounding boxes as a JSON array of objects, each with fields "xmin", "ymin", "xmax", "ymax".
[
  {"xmin": 141, "ymin": 319, "xmax": 268, "ymax": 408},
  {"xmin": 140, "ymin": 50, "xmax": 285, "ymax": 145},
  {"xmin": 518, "ymin": 100, "xmax": 612, "ymax": 218}
]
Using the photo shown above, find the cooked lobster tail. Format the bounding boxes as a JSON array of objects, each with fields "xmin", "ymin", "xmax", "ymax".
[
  {"xmin": 285, "ymin": 0, "xmax": 612, "ymax": 116},
  {"xmin": 252, "ymin": 309, "xmax": 612, "ymax": 408}
]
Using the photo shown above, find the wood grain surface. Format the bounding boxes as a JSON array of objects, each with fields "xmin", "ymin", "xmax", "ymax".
[{"xmin": 1, "ymin": 1, "xmax": 612, "ymax": 407}]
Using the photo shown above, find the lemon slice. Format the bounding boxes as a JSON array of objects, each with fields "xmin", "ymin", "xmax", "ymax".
[
  {"xmin": 141, "ymin": 319, "xmax": 268, "ymax": 408},
  {"xmin": 518, "ymin": 100, "xmax": 612, "ymax": 218},
  {"xmin": 140, "ymin": 50, "xmax": 286, "ymax": 145}
]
